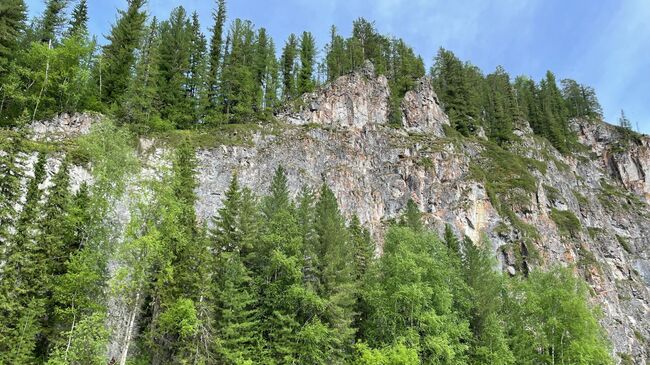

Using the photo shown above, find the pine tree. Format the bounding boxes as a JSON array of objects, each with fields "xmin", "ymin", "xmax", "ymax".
[
  {"xmin": 67, "ymin": 0, "xmax": 88, "ymax": 37},
  {"xmin": 619, "ymin": 109, "xmax": 632, "ymax": 130},
  {"xmin": 0, "ymin": 152, "xmax": 48, "ymax": 363},
  {"xmin": 431, "ymin": 48, "xmax": 480, "ymax": 135},
  {"xmin": 460, "ymin": 236, "xmax": 514, "ymax": 365},
  {"xmin": 314, "ymin": 184, "xmax": 355, "ymax": 359},
  {"xmin": 401, "ymin": 198, "xmax": 423, "ymax": 232},
  {"xmin": 262, "ymin": 165, "xmax": 292, "ymax": 219},
  {"xmin": 188, "ymin": 11, "xmax": 207, "ymax": 123},
  {"xmin": 281, "ymin": 33, "xmax": 298, "ymax": 99},
  {"xmin": 207, "ymin": 0, "xmax": 226, "ymax": 111},
  {"xmin": 101, "ymin": 0, "xmax": 147, "ymax": 104},
  {"xmin": 298, "ymin": 31, "xmax": 316, "ymax": 94},
  {"xmin": 119, "ymin": 17, "xmax": 161, "ymax": 126},
  {"xmin": 157, "ymin": 6, "xmax": 193, "ymax": 128},
  {"xmin": 39, "ymin": 0, "xmax": 68, "ymax": 44},
  {"xmin": 0, "ymin": 0, "xmax": 27, "ymax": 74},
  {"xmin": 218, "ymin": 19, "xmax": 257, "ymax": 122},
  {"xmin": 211, "ymin": 175, "xmax": 261, "ymax": 363},
  {"xmin": 325, "ymin": 25, "xmax": 346, "ymax": 81},
  {"xmin": 0, "ymin": 136, "xmax": 23, "ymax": 246}
]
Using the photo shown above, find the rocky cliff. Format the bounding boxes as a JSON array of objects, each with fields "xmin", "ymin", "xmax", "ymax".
[{"xmin": 19, "ymin": 65, "xmax": 650, "ymax": 362}]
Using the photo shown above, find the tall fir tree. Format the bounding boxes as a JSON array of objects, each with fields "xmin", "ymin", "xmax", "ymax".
[
  {"xmin": 0, "ymin": 0, "xmax": 27, "ymax": 74},
  {"xmin": 157, "ymin": 6, "xmax": 193, "ymax": 128},
  {"xmin": 207, "ymin": 0, "xmax": 226, "ymax": 111},
  {"xmin": 67, "ymin": 0, "xmax": 88, "ymax": 37},
  {"xmin": 280, "ymin": 33, "xmax": 298, "ymax": 99},
  {"xmin": 188, "ymin": 11, "xmax": 207, "ymax": 123},
  {"xmin": 101, "ymin": 0, "xmax": 147, "ymax": 104},
  {"xmin": 298, "ymin": 31, "xmax": 316, "ymax": 94},
  {"xmin": 39, "ymin": 0, "xmax": 68, "ymax": 44}
]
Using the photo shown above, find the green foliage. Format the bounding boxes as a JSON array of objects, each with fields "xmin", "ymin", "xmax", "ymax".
[
  {"xmin": 505, "ymin": 268, "xmax": 613, "ymax": 365},
  {"xmin": 0, "ymin": 0, "xmax": 26, "ymax": 74},
  {"xmin": 550, "ymin": 208, "xmax": 582, "ymax": 238},
  {"xmin": 101, "ymin": 0, "xmax": 147, "ymax": 104},
  {"xmin": 616, "ymin": 234, "xmax": 632, "ymax": 254}
]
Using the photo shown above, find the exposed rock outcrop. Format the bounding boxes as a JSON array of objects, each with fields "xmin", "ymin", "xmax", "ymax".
[
  {"xmin": 401, "ymin": 76, "xmax": 450, "ymax": 136},
  {"xmin": 28, "ymin": 112, "xmax": 100, "ymax": 142}
]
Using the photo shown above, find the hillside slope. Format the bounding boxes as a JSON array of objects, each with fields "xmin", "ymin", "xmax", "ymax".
[{"xmin": 13, "ymin": 63, "xmax": 650, "ymax": 363}]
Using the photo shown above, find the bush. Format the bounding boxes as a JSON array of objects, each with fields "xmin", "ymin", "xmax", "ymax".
[{"xmin": 550, "ymin": 208, "xmax": 581, "ymax": 238}]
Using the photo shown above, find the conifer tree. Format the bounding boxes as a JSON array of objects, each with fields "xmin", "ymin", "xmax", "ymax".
[
  {"xmin": 211, "ymin": 174, "xmax": 261, "ymax": 363},
  {"xmin": 0, "ymin": 0, "xmax": 27, "ymax": 74},
  {"xmin": 485, "ymin": 66, "xmax": 517, "ymax": 144},
  {"xmin": 325, "ymin": 25, "xmax": 346, "ymax": 81},
  {"xmin": 0, "ymin": 152, "xmax": 47, "ymax": 363},
  {"xmin": 207, "ymin": 0, "xmax": 226, "ymax": 111},
  {"xmin": 0, "ymin": 137, "xmax": 23, "ymax": 246},
  {"xmin": 262, "ymin": 165, "xmax": 292, "ymax": 219},
  {"xmin": 298, "ymin": 31, "xmax": 316, "ymax": 94},
  {"xmin": 314, "ymin": 184, "xmax": 355, "ymax": 359},
  {"xmin": 101, "ymin": 0, "xmax": 147, "ymax": 104},
  {"xmin": 67, "ymin": 0, "xmax": 88, "ymax": 36},
  {"xmin": 39, "ymin": 0, "xmax": 68, "ymax": 44},
  {"xmin": 401, "ymin": 198, "xmax": 423, "ymax": 232},
  {"xmin": 119, "ymin": 17, "xmax": 161, "ymax": 126},
  {"xmin": 281, "ymin": 33, "xmax": 298, "ymax": 99},
  {"xmin": 188, "ymin": 11, "xmax": 207, "ymax": 122},
  {"xmin": 431, "ymin": 48, "xmax": 480, "ymax": 135},
  {"xmin": 218, "ymin": 19, "xmax": 257, "ymax": 122},
  {"xmin": 157, "ymin": 6, "xmax": 193, "ymax": 128},
  {"xmin": 460, "ymin": 236, "xmax": 514, "ymax": 365},
  {"xmin": 618, "ymin": 109, "xmax": 632, "ymax": 130}
]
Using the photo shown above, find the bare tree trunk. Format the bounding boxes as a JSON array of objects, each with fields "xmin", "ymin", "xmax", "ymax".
[
  {"xmin": 119, "ymin": 291, "xmax": 140, "ymax": 365},
  {"xmin": 33, "ymin": 39, "xmax": 52, "ymax": 121},
  {"xmin": 64, "ymin": 303, "xmax": 76, "ymax": 359}
]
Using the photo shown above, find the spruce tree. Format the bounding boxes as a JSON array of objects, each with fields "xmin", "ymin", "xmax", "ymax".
[
  {"xmin": 460, "ymin": 236, "xmax": 514, "ymax": 365},
  {"xmin": 157, "ymin": 6, "xmax": 193, "ymax": 128},
  {"xmin": 298, "ymin": 31, "xmax": 316, "ymax": 94},
  {"xmin": 211, "ymin": 175, "xmax": 262, "ymax": 363},
  {"xmin": 0, "ymin": 0, "xmax": 27, "ymax": 74},
  {"xmin": 39, "ymin": 0, "xmax": 68, "ymax": 44},
  {"xmin": 207, "ymin": 0, "xmax": 226, "ymax": 111},
  {"xmin": 314, "ymin": 184, "xmax": 355, "ymax": 359},
  {"xmin": 67, "ymin": 0, "xmax": 88, "ymax": 36},
  {"xmin": 325, "ymin": 25, "xmax": 346, "ymax": 81},
  {"xmin": 401, "ymin": 198, "xmax": 423, "ymax": 232},
  {"xmin": 188, "ymin": 11, "xmax": 207, "ymax": 123},
  {"xmin": 619, "ymin": 109, "xmax": 632, "ymax": 130},
  {"xmin": 218, "ymin": 19, "xmax": 257, "ymax": 122},
  {"xmin": 119, "ymin": 17, "xmax": 161, "ymax": 126},
  {"xmin": 0, "ymin": 137, "xmax": 23, "ymax": 246},
  {"xmin": 0, "ymin": 152, "xmax": 48, "ymax": 363},
  {"xmin": 262, "ymin": 165, "xmax": 292, "ymax": 219},
  {"xmin": 101, "ymin": 0, "xmax": 147, "ymax": 104},
  {"xmin": 280, "ymin": 33, "xmax": 298, "ymax": 99}
]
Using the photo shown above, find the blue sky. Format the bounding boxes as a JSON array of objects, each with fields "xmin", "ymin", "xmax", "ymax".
[{"xmin": 26, "ymin": 0, "xmax": 650, "ymax": 133}]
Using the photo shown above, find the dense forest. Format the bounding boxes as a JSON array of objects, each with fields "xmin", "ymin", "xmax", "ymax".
[
  {"xmin": 0, "ymin": 0, "xmax": 615, "ymax": 150},
  {"xmin": 0, "ymin": 0, "xmax": 627, "ymax": 364}
]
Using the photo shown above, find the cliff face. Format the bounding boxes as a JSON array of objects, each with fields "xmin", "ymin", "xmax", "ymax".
[{"xmin": 21, "ymin": 66, "xmax": 650, "ymax": 362}]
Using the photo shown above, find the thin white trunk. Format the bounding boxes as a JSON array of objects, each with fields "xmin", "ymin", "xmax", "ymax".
[
  {"xmin": 64, "ymin": 303, "xmax": 76, "ymax": 359},
  {"xmin": 119, "ymin": 291, "xmax": 140, "ymax": 365},
  {"xmin": 33, "ymin": 39, "xmax": 52, "ymax": 121}
]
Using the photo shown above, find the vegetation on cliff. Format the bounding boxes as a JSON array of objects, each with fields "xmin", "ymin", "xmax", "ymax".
[{"xmin": 0, "ymin": 123, "xmax": 613, "ymax": 364}]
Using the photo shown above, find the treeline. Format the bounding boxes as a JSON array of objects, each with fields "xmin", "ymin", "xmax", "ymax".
[
  {"xmin": 0, "ymin": 126, "xmax": 611, "ymax": 364},
  {"xmin": 431, "ymin": 49, "xmax": 603, "ymax": 152}
]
